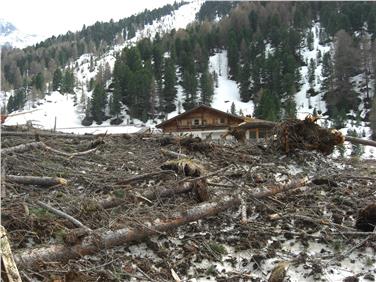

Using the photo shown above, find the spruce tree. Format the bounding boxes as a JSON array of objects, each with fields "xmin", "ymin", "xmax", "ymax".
[
  {"xmin": 7, "ymin": 95, "xmax": 14, "ymax": 113},
  {"xmin": 110, "ymin": 90, "xmax": 121, "ymax": 117},
  {"xmin": 239, "ymin": 62, "xmax": 251, "ymax": 102},
  {"xmin": 227, "ymin": 29, "xmax": 239, "ymax": 80},
  {"xmin": 162, "ymin": 58, "xmax": 177, "ymax": 113},
  {"xmin": 254, "ymin": 89, "xmax": 280, "ymax": 121},
  {"xmin": 182, "ymin": 70, "xmax": 198, "ymax": 110},
  {"xmin": 370, "ymin": 96, "xmax": 376, "ymax": 140},
  {"xmin": 200, "ymin": 68, "xmax": 214, "ymax": 105},
  {"xmin": 230, "ymin": 102, "xmax": 236, "ymax": 115},
  {"xmin": 307, "ymin": 29, "xmax": 314, "ymax": 51},
  {"xmin": 52, "ymin": 69, "xmax": 63, "ymax": 91},
  {"xmin": 91, "ymin": 83, "xmax": 107, "ymax": 124}
]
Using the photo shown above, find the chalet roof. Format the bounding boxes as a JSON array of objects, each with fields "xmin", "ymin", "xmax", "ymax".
[
  {"xmin": 156, "ymin": 105, "xmax": 244, "ymax": 128},
  {"xmin": 238, "ymin": 118, "xmax": 277, "ymax": 129}
]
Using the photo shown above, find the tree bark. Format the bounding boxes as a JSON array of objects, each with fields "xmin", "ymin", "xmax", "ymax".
[
  {"xmin": 13, "ymin": 177, "xmax": 308, "ymax": 269},
  {"xmin": 1, "ymin": 142, "xmax": 44, "ymax": 155},
  {"xmin": 6, "ymin": 175, "xmax": 67, "ymax": 187},
  {"xmin": 1, "ymin": 226, "xmax": 22, "ymax": 282},
  {"xmin": 345, "ymin": 136, "xmax": 376, "ymax": 147},
  {"xmin": 14, "ymin": 197, "xmax": 241, "ymax": 269},
  {"xmin": 1, "ymin": 131, "xmax": 94, "ymax": 139}
]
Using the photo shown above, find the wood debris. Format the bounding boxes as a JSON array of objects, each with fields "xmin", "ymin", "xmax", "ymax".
[{"xmin": 1, "ymin": 127, "xmax": 375, "ymax": 281}]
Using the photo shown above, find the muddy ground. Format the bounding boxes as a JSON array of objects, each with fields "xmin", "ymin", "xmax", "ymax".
[{"xmin": 1, "ymin": 129, "xmax": 375, "ymax": 282}]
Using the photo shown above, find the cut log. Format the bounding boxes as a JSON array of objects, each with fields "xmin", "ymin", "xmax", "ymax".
[
  {"xmin": 1, "ymin": 131, "xmax": 95, "ymax": 139},
  {"xmin": 345, "ymin": 136, "xmax": 376, "ymax": 148},
  {"xmin": 14, "ymin": 197, "xmax": 241, "ymax": 269},
  {"xmin": 1, "ymin": 141, "xmax": 98, "ymax": 158},
  {"xmin": 13, "ymin": 177, "xmax": 308, "ymax": 269},
  {"xmin": 6, "ymin": 175, "xmax": 67, "ymax": 187},
  {"xmin": 1, "ymin": 142, "xmax": 44, "ymax": 155},
  {"xmin": 1, "ymin": 226, "xmax": 22, "ymax": 282}
]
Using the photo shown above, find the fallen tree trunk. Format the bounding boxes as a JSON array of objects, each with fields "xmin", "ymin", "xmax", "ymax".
[
  {"xmin": 14, "ymin": 197, "xmax": 241, "ymax": 269},
  {"xmin": 1, "ymin": 131, "xmax": 94, "ymax": 139},
  {"xmin": 344, "ymin": 136, "xmax": 376, "ymax": 147},
  {"xmin": 6, "ymin": 175, "xmax": 67, "ymax": 187},
  {"xmin": 14, "ymin": 177, "xmax": 308, "ymax": 269},
  {"xmin": 1, "ymin": 142, "xmax": 44, "ymax": 155},
  {"xmin": 1, "ymin": 226, "xmax": 22, "ymax": 282},
  {"xmin": 1, "ymin": 141, "xmax": 98, "ymax": 158}
]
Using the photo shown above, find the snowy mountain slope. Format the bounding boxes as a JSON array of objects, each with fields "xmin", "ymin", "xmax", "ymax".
[
  {"xmin": 0, "ymin": 19, "xmax": 44, "ymax": 48},
  {"xmin": 295, "ymin": 22, "xmax": 330, "ymax": 120},
  {"xmin": 1, "ymin": 7, "xmax": 375, "ymax": 159},
  {"xmin": 209, "ymin": 50, "xmax": 254, "ymax": 116},
  {"xmin": 2, "ymin": 0, "xmax": 204, "ymax": 133}
]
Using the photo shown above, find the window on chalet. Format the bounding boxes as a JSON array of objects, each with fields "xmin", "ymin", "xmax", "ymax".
[
  {"xmin": 218, "ymin": 118, "xmax": 225, "ymax": 124},
  {"xmin": 193, "ymin": 119, "xmax": 200, "ymax": 125}
]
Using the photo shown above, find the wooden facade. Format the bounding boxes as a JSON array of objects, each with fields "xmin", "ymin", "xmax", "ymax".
[
  {"xmin": 156, "ymin": 105, "xmax": 243, "ymax": 134},
  {"xmin": 156, "ymin": 105, "xmax": 275, "ymax": 141}
]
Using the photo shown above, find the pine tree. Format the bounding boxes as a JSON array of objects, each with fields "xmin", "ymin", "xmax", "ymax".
[
  {"xmin": 110, "ymin": 90, "xmax": 121, "ymax": 117},
  {"xmin": 52, "ymin": 69, "xmax": 63, "ymax": 91},
  {"xmin": 230, "ymin": 102, "xmax": 236, "ymax": 115},
  {"xmin": 308, "ymin": 58, "xmax": 316, "ymax": 88},
  {"xmin": 200, "ymin": 68, "xmax": 214, "ymax": 105},
  {"xmin": 91, "ymin": 83, "xmax": 107, "ymax": 124},
  {"xmin": 7, "ymin": 95, "xmax": 14, "ymax": 113},
  {"xmin": 227, "ymin": 29, "xmax": 239, "ymax": 80},
  {"xmin": 162, "ymin": 58, "xmax": 177, "ymax": 113},
  {"xmin": 239, "ymin": 62, "xmax": 251, "ymax": 102},
  {"xmin": 61, "ymin": 69, "xmax": 75, "ymax": 93},
  {"xmin": 283, "ymin": 96, "xmax": 297, "ymax": 119},
  {"xmin": 34, "ymin": 72, "xmax": 45, "ymax": 92},
  {"xmin": 370, "ymin": 96, "xmax": 376, "ymax": 140},
  {"xmin": 182, "ymin": 70, "xmax": 198, "ymax": 110},
  {"xmin": 307, "ymin": 29, "xmax": 314, "ymax": 51},
  {"xmin": 254, "ymin": 89, "xmax": 280, "ymax": 121}
]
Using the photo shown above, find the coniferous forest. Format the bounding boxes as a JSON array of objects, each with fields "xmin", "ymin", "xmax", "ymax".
[{"xmin": 2, "ymin": 1, "xmax": 376, "ymax": 137}]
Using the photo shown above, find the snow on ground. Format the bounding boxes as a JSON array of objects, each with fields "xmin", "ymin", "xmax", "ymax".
[
  {"xmin": 209, "ymin": 50, "xmax": 254, "ymax": 115},
  {"xmin": 295, "ymin": 22, "xmax": 330, "ymax": 120},
  {"xmin": 2, "ymin": 91, "xmax": 142, "ymax": 135},
  {"xmin": 128, "ymin": 0, "xmax": 204, "ymax": 45}
]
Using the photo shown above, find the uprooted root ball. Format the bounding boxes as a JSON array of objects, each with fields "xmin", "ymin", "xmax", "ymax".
[{"xmin": 270, "ymin": 116, "xmax": 345, "ymax": 155}]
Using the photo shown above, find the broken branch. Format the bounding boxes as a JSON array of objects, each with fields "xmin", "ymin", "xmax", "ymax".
[
  {"xmin": 6, "ymin": 175, "xmax": 67, "ymax": 187},
  {"xmin": 36, "ymin": 201, "xmax": 91, "ymax": 231}
]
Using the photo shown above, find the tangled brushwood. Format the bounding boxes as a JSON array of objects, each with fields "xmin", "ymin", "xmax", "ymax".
[
  {"xmin": 270, "ymin": 115, "xmax": 345, "ymax": 155},
  {"xmin": 0, "ymin": 126, "xmax": 375, "ymax": 282}
]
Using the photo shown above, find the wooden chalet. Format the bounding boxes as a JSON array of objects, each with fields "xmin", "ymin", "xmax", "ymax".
[
  {"xmin": 156, "ymin": 105, "xmax": 275, "ymax": 140},
  {"xmin": 156, "ymin": 105, "xmax": 243, "ymax": 139}
]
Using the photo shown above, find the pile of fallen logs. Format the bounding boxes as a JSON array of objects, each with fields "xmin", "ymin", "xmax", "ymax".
[{"xmin": 1, "ymin": 126, "xmax": 375, "ymax": 281}]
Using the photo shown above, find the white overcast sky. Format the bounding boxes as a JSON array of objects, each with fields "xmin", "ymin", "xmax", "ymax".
[{"xmin": 1, "ymin": 0, "xmax": 178, "ymax": 37}]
